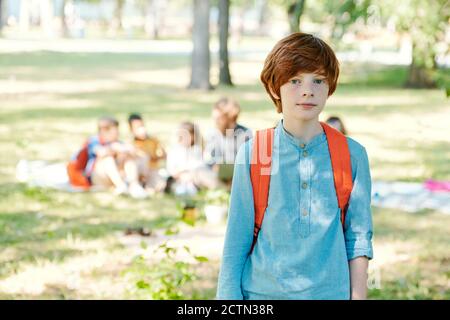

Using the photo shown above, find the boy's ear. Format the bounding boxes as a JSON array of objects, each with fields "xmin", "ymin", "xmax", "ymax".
[{"xmin": 269, "ymin": 86, "xmax": 280, "ymax": 100}]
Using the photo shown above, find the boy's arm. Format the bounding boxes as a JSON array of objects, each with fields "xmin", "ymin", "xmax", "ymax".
[
  {"xmin": 216, "ymin": 141, "xmax": 254, "ymax": 300},
  {"xmin": 344, "ymin": 146, "xmax": 374, "ymax": 300},
  {"xmin": 155, "ymin": 140, "xmax": 167, "ymax": 160},
  {"xmin": 349, "ymin": 256, "xmax": 369, "ymax": 299}
]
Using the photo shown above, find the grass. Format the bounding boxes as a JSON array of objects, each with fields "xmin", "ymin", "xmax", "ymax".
[{"xmin": 0, "ymin": 42, "xmax": 449, "ymax": 299}]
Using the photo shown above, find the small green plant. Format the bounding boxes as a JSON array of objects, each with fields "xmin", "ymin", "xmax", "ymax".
[
  {"xmin": 175, "ymin": 197, "xmax": 199, "ymax": 226},
  {"xmin": 202, "ymin": 189, "xmax": 230, "ymax": 206},
  {"xmin": 124, "ymin": 242, "xmax": 209, "ymax": 300}
]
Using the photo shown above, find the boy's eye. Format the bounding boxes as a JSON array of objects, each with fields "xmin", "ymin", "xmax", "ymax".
[
  {"xmin": 314, "ymin": 79, "xmax": 324, "ymax": 84},
  {"xmin": 290, "ymin": 79, "xmax": 301, "ymax": 85}
]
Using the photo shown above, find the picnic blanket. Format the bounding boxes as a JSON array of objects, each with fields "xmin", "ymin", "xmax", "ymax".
[
  {"xmin": 372, "ymin": 180, "xmax": 450, "ymax": 215},
  {"xmin": 15, "ymin": 159, "xmax": 95, "ymax": 192}
]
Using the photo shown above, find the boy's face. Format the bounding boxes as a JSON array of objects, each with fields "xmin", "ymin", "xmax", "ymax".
[
  {"xmin": 212, "ymin": 109, "xmax": 230, "ymax": 132},
  {"xmin": 275, "ymin": 71, "xmax": 329, "ymax": 122},
  {"xmin": 99, "ymin": 125, "xmax": 119, "ymax": 143},
  {"xmin": 130, "ymin": 119, "xmax": 147, "ymax": 140}
]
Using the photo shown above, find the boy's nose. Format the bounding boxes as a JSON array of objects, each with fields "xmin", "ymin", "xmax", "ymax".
[
  {"xmin": 299, "ymin": 82, "xmax": 314, "ymax": 97},
  {"xmin": 302, "ymin": 91, "xmax": 314, "ymax": 97}
]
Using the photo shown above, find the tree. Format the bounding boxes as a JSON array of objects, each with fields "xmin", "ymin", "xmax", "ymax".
[
  {"xmin": 60, "ymin": 0, "xmax": 69, "ymax": 37},
  {"xmin": 189, "ymin": 0, "xmax": 212, "ymax": 90},
  {"xmin": 218, "ymin": 0, "xmax": 232, "ymax": 85},
  {"xmin": 0, "ymin": 0, "xmax": 4, "ymax": 35},
  {"xmin": 113, "ymin": 0, "xmax": 125, "ymax": 33},
  {"xmin": 288, "ymin": 0, "xmax": 306, "ymax": 33},
  {"xmin": 137, "ymin": 0, "xmax": 158, "ymax": 39},
  {"xmin": 316, "ymin": 0, "xmax": 372, "ymax": 40},
  {"xmin": 271, "ymin": 0, "xmax": 307, "ymax": 33},
  {"xmin": 256, "ymin": 0, "xmax": 269, "ymax": 35},
  {"xmin": 376, "ymin": 0, "xmax": 449, "ymax": 88}
]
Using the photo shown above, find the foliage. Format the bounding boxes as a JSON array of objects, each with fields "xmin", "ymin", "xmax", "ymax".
[
  {"xmin": 201, "ymin": 188, "xmax": 230, "ymax": 206},
  {"xmin": 124, "ymin": 242, "xmax": 209, "ymax": 300},
  {"xmin": 376, "ymin": 0, "xmax": 449, "ymax": 87}
]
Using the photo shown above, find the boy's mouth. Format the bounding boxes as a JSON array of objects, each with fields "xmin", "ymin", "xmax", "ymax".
[{"xmin": 297, "ymin": 103, "xmax": 317, "ymax": 110}]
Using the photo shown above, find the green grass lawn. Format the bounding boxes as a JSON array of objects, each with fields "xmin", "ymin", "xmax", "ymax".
[{"xmin": 0, "ymin": 46, "xmax": 449, "ymax": 299}]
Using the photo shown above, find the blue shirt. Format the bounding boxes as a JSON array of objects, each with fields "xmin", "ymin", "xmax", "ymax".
[
  {"xmin": 84, "ymin": 135, "xmax": 103, "ymax": 178},
  {"xmin": 216, "ymin": 120, "xmax": 374, "ymax": 300}
]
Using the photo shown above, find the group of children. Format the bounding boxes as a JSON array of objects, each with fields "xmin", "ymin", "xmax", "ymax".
[{"xmin": 67, "ymin": 97, "xmax": 252, "ymax": 199}]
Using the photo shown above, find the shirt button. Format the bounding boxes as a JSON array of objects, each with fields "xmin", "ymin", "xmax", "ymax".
[
  {"xmin": 303, "ymin": 150, "xmax": 308, "ymax": 157},
  {"xmin": 300, "ymin": 143, "xmax": 306, "ymax": 148},
  {"xmin": 302, "ymin": 182, "xmax": 308, "ymax": 189},
  {"xmin": 302, "ymin": 210, "xmax": 308, "ymax": 216}
]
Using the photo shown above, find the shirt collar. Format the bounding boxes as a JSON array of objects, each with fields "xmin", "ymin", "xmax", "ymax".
[{"xmin": 277, "ymin": 119, "xmax": 326, "ymax": 149}]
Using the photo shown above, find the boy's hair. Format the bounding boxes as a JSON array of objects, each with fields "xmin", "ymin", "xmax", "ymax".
[
  {"xmin": 128, "ymin": 113, "xmax": 143, "ymax": 127},
  {"xmin": 98, "ymin": 116, "xmax": 119, "ymax": 131},
  {"xmin": 260, "ymin": 32, "xmax": 340, "ymax": 113},
  {"xmin": 213, "ymin": 97, "xmax": 241, "ymax": 122}
]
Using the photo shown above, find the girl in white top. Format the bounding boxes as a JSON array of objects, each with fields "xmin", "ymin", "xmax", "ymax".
[{"xmin": 166, "ymin": 122, "xmax": 219, "ymax": 195}]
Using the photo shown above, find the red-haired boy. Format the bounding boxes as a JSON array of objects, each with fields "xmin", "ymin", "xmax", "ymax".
[{"xmin": 217, "ymin": 33, "xmax": 373, "ymax": 300}]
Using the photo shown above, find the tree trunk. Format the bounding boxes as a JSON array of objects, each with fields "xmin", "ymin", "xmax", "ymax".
[
  {"xmin": 0, "ymin": 0, "xmax": 4, "ymax": 35},
  {"xmin": 114, "ymin": 0, "xmax": 125, "ymax": 33},
  {"xmin": 218, "ymin": 0, "xmax": 232, "ymax": 86},
  {"xmin": 405, "ymin": 40, "xmax": 437, "ymax": 88},
  {"xmin": 188, "ymin": 0, "xmax": 212, "ymax": 90},
  {"xmin": 288, "ymin": 0, "xmax": 306, "ymax": 33},
  {"xmin": 61, "ymin": 0, "xmax": 69, "ymax": 37},
  {"xmin": 405, "ymin": 61, "xmax": 437, "ymax": 89},
  {"xmin": 151, "ymin": 0, "xmax": 159, "ymax": 39},
  {"xmin": 257, "ymin": 0, "xmax": 269, "ymax": 36}
]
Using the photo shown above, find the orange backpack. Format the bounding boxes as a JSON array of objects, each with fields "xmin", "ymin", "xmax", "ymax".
[
  {"xmin": 249, "ymin": 122, "xmax": 353, "ymax": 253},
  {"xmin": 67, "ymin": 142, "xmax": 91, "ymax": 189}
]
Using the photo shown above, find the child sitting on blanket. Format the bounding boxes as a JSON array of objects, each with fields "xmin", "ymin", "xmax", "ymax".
[
  {"xmin": 165, "ymin": 121, "xmax": 220, "ymax": 196},
  {"xmin": 128, "ymin": 113, "xmax": 167, "ymax": 193},
  {"xmin": 67, "ymin": 116, "xmax": 148, "ymax": 199}
]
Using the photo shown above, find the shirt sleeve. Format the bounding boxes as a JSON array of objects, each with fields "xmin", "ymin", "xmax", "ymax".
[
  {"xmin": 87, "ymin": 137, "xmax": 100, "ymax": 158},
  {"xmin": 344, "ymin": 146, "xmax": 374, "ymax": 261},
  {"xmin": 216, "ymin": 140, "xmax": 255, "ymax": 300}
]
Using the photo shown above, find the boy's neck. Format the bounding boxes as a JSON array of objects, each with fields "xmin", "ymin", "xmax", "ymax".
[{"xmin": 282, "ymin": 117, "xmax": 323, "ymax": 143}]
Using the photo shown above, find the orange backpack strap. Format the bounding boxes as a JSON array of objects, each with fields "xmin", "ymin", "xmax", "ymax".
[
  {"xmin": 320, "ymin": 122, "xmax": 353, "ymax": 227},
  {"xmin": 249, "ymin": 128, "xmax": 274, "ymax": 254}
]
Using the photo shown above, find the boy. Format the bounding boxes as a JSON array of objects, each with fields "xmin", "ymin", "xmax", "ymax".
[
  {"xmin": 128, "ymin": 113, "xmax": 167, "ymax": 193},
  {"xmin": 204, "ymin": 97, "xmax": 253, "ymax": 183},
  {"xmin": 83, "ymin": 116, "xmax": 148, "ymax": 199},
  {"xmin": 217, "ymin": 33, "xmax": 373, "ymax": 300}
]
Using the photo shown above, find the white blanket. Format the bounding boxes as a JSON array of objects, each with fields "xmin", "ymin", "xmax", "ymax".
[{"xmin": 372, "ymin": 180, "xmax": 450, "ymax": 215}]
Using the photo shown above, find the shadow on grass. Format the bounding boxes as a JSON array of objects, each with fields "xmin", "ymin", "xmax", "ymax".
[
  {"xmin": 372, "ymin": 207, "xmax": 450, "ymax": 241},
  {"xmin": 0, "ymin": 182, "xmax": 181, "ymax": 278}
]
